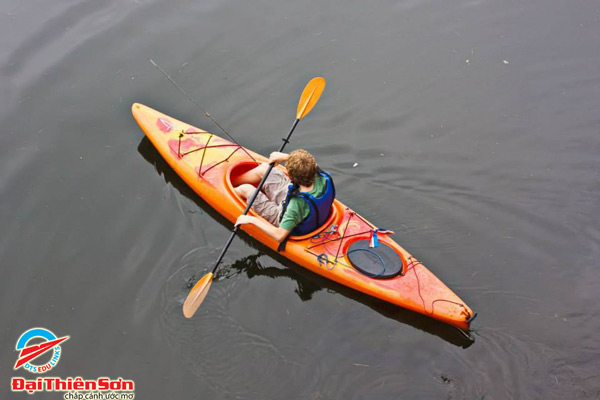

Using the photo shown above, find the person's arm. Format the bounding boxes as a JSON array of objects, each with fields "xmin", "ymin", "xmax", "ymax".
[
  {"xmin": 269, "ymin": 152, "xmax": 289, "ymax": 165},
  {"xmin": 235, "ymin": 215, "xmax": 290, "ymax": 242}
]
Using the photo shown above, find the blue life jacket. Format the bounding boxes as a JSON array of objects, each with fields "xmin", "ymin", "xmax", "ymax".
[{"xmin": 280, "ymin": 169, "xmax": 335, "ymax": 236}]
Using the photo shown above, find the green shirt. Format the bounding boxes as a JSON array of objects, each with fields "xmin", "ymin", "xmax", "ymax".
[{"xmin": 280, "ymin": 174, "xmax": 327, "ymax": 231}]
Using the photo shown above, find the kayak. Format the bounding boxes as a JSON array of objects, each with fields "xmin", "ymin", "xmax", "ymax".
[{"xmin": 132, "ymin": 103, "xmax": 475, "ymax": 330}]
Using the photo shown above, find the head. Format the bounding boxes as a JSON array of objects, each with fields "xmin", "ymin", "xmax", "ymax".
[{"xmin": 287, "ymin": 149, "xmax": 317, "ymax": 186}]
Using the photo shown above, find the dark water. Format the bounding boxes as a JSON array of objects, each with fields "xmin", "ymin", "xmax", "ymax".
[{"xmin": 2, "ymin": 0, "xmax": 599, "ymax": 398}]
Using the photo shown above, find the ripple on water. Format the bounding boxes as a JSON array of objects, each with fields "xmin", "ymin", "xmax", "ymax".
[
  {"xmin": 158, "ymin": 248, "xmax": 321, "ymax": 399},
  {"xmin": 428, "ymin": 328, "xmax": 588, "ymax": 399}
]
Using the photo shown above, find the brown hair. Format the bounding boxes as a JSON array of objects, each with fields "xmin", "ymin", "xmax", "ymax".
[{"xmin": 286, "ymin": 149, "xmax": 317, "ymax": 186}]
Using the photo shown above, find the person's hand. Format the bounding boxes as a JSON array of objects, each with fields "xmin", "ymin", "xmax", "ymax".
[
  {"xmin": 269, "ymin": 152, "xmax": 288, "ymax": 165},
  {"xmin": 235, "ymin": 215, "xmax": 254, "ymax": 227}
]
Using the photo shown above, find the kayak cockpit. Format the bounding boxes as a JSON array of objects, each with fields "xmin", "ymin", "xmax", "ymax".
[{"xmin": 225, "ymin": 161, "xmax": 339, "ymax": 239}]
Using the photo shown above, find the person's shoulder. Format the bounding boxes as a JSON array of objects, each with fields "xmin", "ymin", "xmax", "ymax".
[
  {"xmin": 288, "ymin": 196, "xmax": 304, "ymax": 207},
  {"xmin": 317, "ymin": 169, "xmax": 332, "ymax": 179},
  {"xmin": 315, "ymin": 173, "xmax": 328, "ymax": 188},
  {"xmin": 288, "ymin": 195, "xmax": 309, "ymax": 211}
]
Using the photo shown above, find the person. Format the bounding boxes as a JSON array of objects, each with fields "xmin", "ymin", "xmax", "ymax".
[{"xmin": 234, "ymin": 149, "xmax": 335, "ymax": 244}]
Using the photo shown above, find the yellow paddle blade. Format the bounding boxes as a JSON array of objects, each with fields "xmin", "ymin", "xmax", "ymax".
[
  {"xmin": 182, "ymin": 272, "xmax": 214, "ymax": 318},
  {"xmin": 296, "ymin": 77, "xmax": 326, "ymax": 120}
]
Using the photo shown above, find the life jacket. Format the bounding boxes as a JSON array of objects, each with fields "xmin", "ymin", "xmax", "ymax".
[{"xmin": 280, "ymin": 169, "xmax": 335, "ymax": 236}]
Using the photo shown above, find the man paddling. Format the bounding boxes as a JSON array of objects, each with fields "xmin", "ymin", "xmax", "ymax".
[{"xmin": 234, "ymin": 149, "xmax": 335, "ymax": 244}]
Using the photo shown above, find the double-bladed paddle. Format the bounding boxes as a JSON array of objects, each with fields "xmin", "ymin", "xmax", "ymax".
[{"xmin": 183, "ymin": 77, "xmax": 326, "ymax": 318}]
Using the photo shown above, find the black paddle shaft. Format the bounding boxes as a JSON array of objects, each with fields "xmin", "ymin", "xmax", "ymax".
[{"xmin": 211, "ymin": 118, "xmax": 300, "ymax": 274}]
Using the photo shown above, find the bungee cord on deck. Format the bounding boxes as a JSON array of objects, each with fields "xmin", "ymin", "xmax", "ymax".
[{"xmin": 149, "ymin": 58, "xmax": 257, "ymax": 163}]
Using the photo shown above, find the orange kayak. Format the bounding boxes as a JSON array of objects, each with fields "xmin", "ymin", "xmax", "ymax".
[{"xmin": 132, "ymin": 103, "xmax": 475, "ymax": 330}]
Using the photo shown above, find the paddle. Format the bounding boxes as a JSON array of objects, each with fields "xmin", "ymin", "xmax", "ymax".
[{"xmin": 183, "ymin": 77, "xmax": 326, "ymax": 318}]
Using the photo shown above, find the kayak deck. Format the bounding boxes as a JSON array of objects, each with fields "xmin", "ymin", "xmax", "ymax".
[{"xmin": 132, "ymin": 103, "xmax": 475, "ymax": 330}]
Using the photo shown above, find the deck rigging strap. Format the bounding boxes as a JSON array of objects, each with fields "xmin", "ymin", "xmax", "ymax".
[
  {"xmin": 149, "ymin": 58, "xmax": 256, "ymax": 163},
  {"xmin": 407, "ymin": 256, "xmax": 471, "ymax": 319}
]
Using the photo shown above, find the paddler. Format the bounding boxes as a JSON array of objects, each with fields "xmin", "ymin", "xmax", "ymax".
[{"xmin": 234, "ymin": 149, "xmax": 335, "ymax": 245}]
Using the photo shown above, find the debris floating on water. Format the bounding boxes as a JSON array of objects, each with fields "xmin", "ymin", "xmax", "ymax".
[
  {"xmin": 352, "ymin": 162, "xmax": 358, "ymax": 168},
  {"xmin": 503, "ymin": 60, "xmax": 509, "ymax": 64}
]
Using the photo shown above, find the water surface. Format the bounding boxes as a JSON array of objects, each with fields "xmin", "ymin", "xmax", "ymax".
[{"xmin": 1, "ymin": 0, "xmax": 599, "ymax": 398}]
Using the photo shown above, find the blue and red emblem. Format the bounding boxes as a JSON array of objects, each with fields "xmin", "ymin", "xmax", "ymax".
[{"xmin": 14, "ymin": 328, "xmax": 69, "ymax": 374}]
